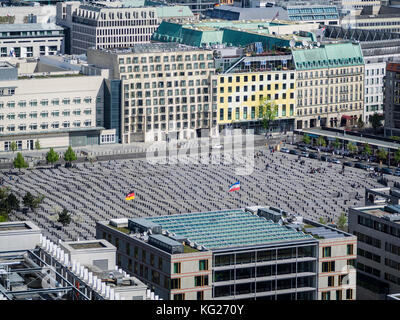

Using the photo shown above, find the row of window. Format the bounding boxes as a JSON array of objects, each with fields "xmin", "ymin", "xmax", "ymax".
[
  {"xmin": 0, "ymin": 98, "xmax": 93, "ymax": 108},
  {"xmin": 126, "ymin": 80, "xmax": 211, "ymax": 90},
  {"xmin": 298, "ymin": 76, "xmax": 363, "ymax": 87},
  {"xmin": 321, "ymin": 289, "xmax": 353, "ymax": 300},
  {"xmin": 0, "ymin": 110, "xmax": 91, "ymax": 119},
  {"xmin": 353, "ymin": 231, "xmax": 381, "ymax": 248},
  {"xmin": 120, "ymin": 62, "xmax": 213, "ymax": 73},
  {"xmin": 118, "ymin": 53, "xmax": 212, "ymax": 65},
  {"xmin": 220, "ymin": 83, "xmax": 295, "ymax": 94},
  {"xmin": 219, "ymin": 105, "xmax": 294, "ymax": 121},
  {"xmin": 358, "ymin": 215, "xmax": 400, "ymax": 238},
  {"xmin": 357, "ymin": 247, "xmax": 381, "ymax": 263},
  {"xmin": 322, "ymin": 244, "xmax": 353, "ymax": 258},
  {"xmin": 0, "ymin": 121, "xmax": 91, "ymax": 132},
  {"xmin": 220, "ymin": 93, "xmax": 294, "ymax": 104},
  {"xmin": 298, "ymin": 67, "xmax": 363, "ymax": 79},
  {"xmin": 120, "ymin": 70, "xmax": 211, "ymax": 81},
  {"xmin": 357, "ymin": 262, "xmax": 381, "ymax": 278}
]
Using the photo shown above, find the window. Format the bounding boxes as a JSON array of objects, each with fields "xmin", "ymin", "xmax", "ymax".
[
  {"xmin": 323, "ymin": 247, "xmax": 331, "ymax": 258},
  {"xmin": 194, "ymin": 275, "xmax": 209, "ymax": 287},
  {"xmin": 346, "ymin": 289, "xmax": 353, "ymax": 300},
  {"xmin": 328, "ymin": 276, "xmax": 334, "ymax": 287},
  {"xmin": 142, "ymin": 249, "xmax": 146, "ymax": 262},
  {"xmin": 321, "ymin": 291, "xmax": 330, "ymax": 300},
  {"xmin": 336, "ymin": 290, "xmax": 342, "ymax": 300},
  {"xmin": 199, "ymin": 260, "xmax": 209, "ymax": 271},
  {"xmin": 158, "ymin": 257, "xmax": 163, "ymax": 270},
  {"xmin": 173, "ymin": 293, "xmax": 185, "ymax": 300},
  {"xmin": 322, "ymin": 261, "xmax": 335, "ymax": 272},
  {"xmin": 197, "ymin": 291, "xmax": 204, "ymax": 300},
  {"xmin": 134, "ymin": 246, "xmax": 138, "ymax": 259},
  {"xmin": 174, "ymin": 262, "xmax": 181, "ymax": 274},
  {"xmin": 171, "ymin": 278, "xmax": 181, "ymax": 289},
  {"xmin": 126, "ymin": 243, "xmax": 130, "ymax": 255},
  {"xmin": 347, "ymin": 244, "xmax": 354, "ymax": 255},
  {"xmin": 150, "ymin": 253, "xmax": 155, "ymax": 267}
]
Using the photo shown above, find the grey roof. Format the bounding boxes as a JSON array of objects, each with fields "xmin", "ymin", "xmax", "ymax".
[
  {"xmin": 148, "ymin": 234, "xmax": 183, "ymax": 247},
  {"xmin": 101, "ymin": 42, "xmax": 203, "ymax": 54},
  {"xmin": 0, "ymin": 23, "xmax": 63, "ymax": 32},
  {"xmin": 209, "ymin": 6, "xmax": 289, "ymax": 20}
]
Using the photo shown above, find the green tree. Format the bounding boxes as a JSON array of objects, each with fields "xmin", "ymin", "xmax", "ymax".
[
  {"xmin": 303, "ymin": 134, "xmax": 311, "ymax": 145},
  {"xmin": 23, "ymin": 192, "xmax": 35, "ymax": 211},
  {"xmin": 318, "ymin": 217, "xmax": 327, "ymax": 225},
  {"xmin": 394, "ymin": 149, "xmax": 400, "ymax": 166},
  {"xmin": 363, "ymin": 144, "xmax": 372, "ymax": 159},
  {"xmin": 13, "ymin": 152, "xmax": 28, "ymax": 172},
  {"xmin": 357, "ymin": 117, "xmax": 365, "ymax": 129},
  {"xmin": 6, "ymin": 193, "xmax": 19, "ymax": 212},
  {"xmin": 369, "ymin": 113, "xmax": 384, "ymax": 133},
  {"xmin": 46, "ymin": 148, "xmax": 59, "ymax": 167},
  {"xmin": 317, "ymin": 136, "xmax": 326, "ymax": 148},
  {"xmin": 0, "ymin": 187, "xmax": 12, "ymax": 220},
  {"xmin": 333, "ymin": 138, "xmax": 340, "ymax": 150},
  {"xmin": 64, "ymin": 146, "xmax": 77, "ymax": 166},
  {"xmin": 35, "ymin": 139, "xmax": 41, "ymax": 150},
  {"xmin": 10, "ymin": 141, "xmax": 17, "ymax": 153},
  {"xmin": 259, "ymin": 98, "xmax": 278, "ymax": 132},
  {"xmin": 347, "ymin": 142, "xmax": 358, "ymax": 155},
  {"xmin": 337, "ymin": 212, "xmax": 347, "ymax": 231},
  {"xmin": 57, "ymin": 208, "xmax": 71, "ymax": 226},
  {"xmin": 377, "ymin": 148, "xmax": 388, "ymax": 163},
  {"xmin": 31, "ymin": 194, "xmax": 45, "ymax": 212},
  {"xmin": 390, "ymin": 136, "xmax": 400, "ymax": 141}
]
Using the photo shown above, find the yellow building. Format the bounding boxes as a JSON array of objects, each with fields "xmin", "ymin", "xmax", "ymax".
[{"xmin": 216, "ymin": 55, "xmax": 296, "ymax": 133}]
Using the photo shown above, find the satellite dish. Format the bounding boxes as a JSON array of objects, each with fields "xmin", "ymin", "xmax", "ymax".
[{"xmin": 289, "ymin": 39, "xmax": 295, "ymax": 48}]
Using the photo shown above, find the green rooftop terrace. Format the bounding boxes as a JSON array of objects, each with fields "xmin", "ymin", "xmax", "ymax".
[{"xmin": 146, "ymin": 209, "xmax": 312, "ymax": 250}]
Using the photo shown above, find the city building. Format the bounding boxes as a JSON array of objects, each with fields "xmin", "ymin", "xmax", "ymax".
[
  {"xmin": 87, "ymin": 43, "xmax": 218, "ymax": 143},
  {"xmin": 0, "ymin": 5, "xmax": 56, "ymax": 24},
  {"xmin": 216, "ymin": 49, "xmax": 297, "ymax": 133},
  {"xmin": 364, "ymin": 58, "xmax": 385, "ymax": 124},
  {"xmin": 340, "ymin": 6, "xmax": 400, "ymax": 34},
  {"xmin": 384, "ymin": 61, "xmax": 400, "ymax": 137},
  {"xmin": 205, "ymin": 4, "xmax": 340, "ymax": 26},
  {"xmin": 0, "ymin": 23, "xmax": 64, "ymax": 58},
  {"xmin": 0, "ymin": 220, "xmax": 153, "ymax": 300},
  {"xmin": 56, "ymin": 1, "xmax": 194, "ymax": 55},
  {"xmin": 152, "ymin": 20, "xmax": 317, "ymax": 49},
  {"xmin": 163, "ymin": 0, "xmax": 216, "ymax": 15},
  {"xmin": 349, "ymin": 188, "xmax": 400, "ymax": 299},
  {"xmin": 0, "ymin": 60, "xmax": 108, "ymax": 152},
  {"xmin": 292, "ymin": 41, "xmax": 364, "ymax": 130},
  {"xmin": 96, "ymin": 208, "xmax": 320, "ymax": 300}
]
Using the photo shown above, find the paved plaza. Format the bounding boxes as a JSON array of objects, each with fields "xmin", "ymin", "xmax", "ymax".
[{"xmin": 1, "ymin": 145, "xmax": 395, "ymax": 242}]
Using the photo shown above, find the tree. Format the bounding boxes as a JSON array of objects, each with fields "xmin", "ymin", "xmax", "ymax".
[
  {"xmin": 31, "ymin": 194, "xmax": 45, "ymax": 212},
  {"xmin": 333, "ymin": 138, "xmax": 340, "ymax": 150},
  {"xmin": 10, "ymin": 141, "xmax": 17, "ymax": 153},
  {"xmin": 13, "ymin": 152, "xmax": 28, "ymax": 172},
  {"xmin": 337, "ymin": 212, "xmax": 347, "ymax": 231},
  {"xmin": 318, "ymin": 217, "xmax": 327, "ymax": 225},
  {"xmin": 0, "ymin": 187, "xmax": 12, "ymax": 220},
  {"xmin": 57, "ymin": 208, "xmax": 71, "ymax": 226},
  {"xmin": 35, "ymin": 139, "xmax": 41, "ymax": 150},
  {"xmin": 390, "ymin": 136, "xmax": 400, "ymax": 141},
  {"xmin": 6, "ymin": 193, "xmax": 19, "ymax": 212},
  {"xmin": 259, "ymin": 98, "xmax": 278, "ymax": 132},
  {"xmin": 369, "ymin": 113, "xmax": 384, "ymax": 133},
  {"xmin": 377, "ymin": 148, "xmax": 388, "ymax": 164},
  {"xmin": 317, "ymin": 136, "xmax": 326, "ymax": 148},
  {"xmin": 347, "ymin": 142, "xmax": 358, "ymax": 155},
  {"xmin": 363, "ymin": 144, "xmax": 372, "ymax": 159},
  {"xmin": 64, "ymin": 146, "xmax": 77, "ymax": 166},
  {"xmin": 357, "ymin": 117, "xmax": 365, "ymax": 129},
  {"xmin": 46, "ymin": 148, "xmax": 59, "ymax": 167},
  {"xmin": 302, "ymin": 134, "xmax": 311, "ymax": 145},
  {"xmin": 394, "ymin": 149, "xmax": 400, "ymax": 166},
  {"xmin": 23, "ymin": 192, "xmax": 35, "ymax": 211}
]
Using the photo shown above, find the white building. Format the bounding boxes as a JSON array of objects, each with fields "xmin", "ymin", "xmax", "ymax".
[
  {"xmin": 364, "ymin": 58, "xmax": 385, "ymax": 124},
  {"xmin": 0, "ymin": 5, "xmax": 56, "ymax": 24},
  {"xmin": 0, "ymin": 60, "xmax": 106, "ymax": 152},
  {"xmin": 0, "ymin": 23, "xmax": 64, "ymax": 58}
]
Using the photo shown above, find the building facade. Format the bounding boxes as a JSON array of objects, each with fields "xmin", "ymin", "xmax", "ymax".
[
  {"xmin": 217, "ymin": 53, "xmax": 296, "ymax": 133},
  {"xmin": 293, "ymin": 42, "xmax": 364, "ymax": 130},
  {"xmin": 87, "ymin": 43, "xmax": 218, "ymax": 143},
  {"xmin": 57, "ymin": 2, "xmax": 159, "ymax": 55},
  {"xmin": 384, "ymin": 62, "xmax": 400, "ymax": 137},
  {"xmin": 349, "ymin": 202, "xmax": 400, "ymax": 299},
  {"xmin": 0, "ymin": 23, "xmax": 64, "ymax": 58},
  {"xmin": 0, "ymin": 62, "xmax": 105, "ymax": 151},
  {"xmin": 364, "ymin": 59, "xmax": 385, "ymax": 124},
  {"xmin": 96, "ymin": 209, "xmax": 321, "ymax": 300}
]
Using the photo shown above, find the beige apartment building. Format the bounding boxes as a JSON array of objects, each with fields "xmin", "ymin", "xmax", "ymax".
[
  {"xmin": 87, "ymin": 43, "xmax": 218, "ymax": 143},
  {"xmin": 0, "ymin": 61, "xmax": 105, "ymax": 151},
  {"xmin": 293, "ymin": 42, "xmax": 364, "ymax": 130}
]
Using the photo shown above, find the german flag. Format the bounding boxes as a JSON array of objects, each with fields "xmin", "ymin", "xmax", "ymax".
[{"xmin": 125, "ymin": 192, "xmax": 135, "ymax": 201}]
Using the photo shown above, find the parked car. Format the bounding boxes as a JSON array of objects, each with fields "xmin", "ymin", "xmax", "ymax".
[
  {"xmin": 308, "ymin": 153, "xmax": 318, "ymax": 159},
  {"xmin": 331, "ymin": 159, "xmax": 341, "ymax": 164},
  {"xmin": 354, "ymin": 162, "xmax": 367, "ymax": 170},
  {"xmin": 280, "ymin": 147, "xmax": 290, "ymax": 153},
  {"xmin": 394, "ymin": 170, "xmax": 400, "ymax": 176},
  {"xmin": 289, "ymin": 149, "xmax": 299, "ymax": 155},
  {"xmin": 300, "ymin": 151, "xmax": 309, "ymax": 157},
  {"xmin": 343, "ymin": 161, "xmax": 353, "ymax": 167},
  {"xmin": 374, "ymin": 166, "xmax": 382, "ymax": 172},
  {"xmin": 382, "ymin": 167, "xmax": 394, "ymax": 175},
  {"xmin": 299, "ymin": 146, "xmax": 310, "ymax": 152},
  {"xmin": 320, "ymin": 155, "xmax": 328, "ymax": 162}
]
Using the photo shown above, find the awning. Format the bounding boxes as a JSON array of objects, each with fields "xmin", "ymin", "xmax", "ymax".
[{"xmin": 341, "ymin": 115, "xmax": 352, "ymax": 120}]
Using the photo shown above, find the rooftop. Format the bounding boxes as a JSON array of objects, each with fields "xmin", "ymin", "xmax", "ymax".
[
  {"xmin": 356, "ymin": 204, "xmax": 400, "ymax": 224},
  {"xmin": 96, "ymin": 42, "xmax": 206, "ymax": 54},
  {"xmin": 146, "ymin": 209, "xmax": 312, "ymax": 250},
  {"xmin": 0, "ymin": 23, "xmax": 63, "ymax": 33},
  {"xmin": 0, "ymin": 223, "xmax": 31, "ymax": 232}
]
